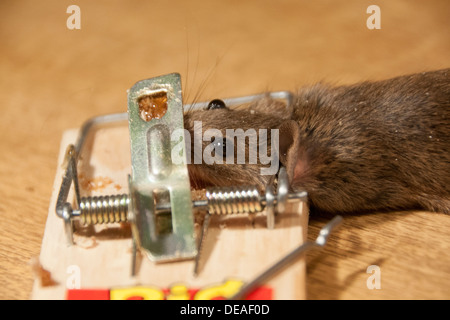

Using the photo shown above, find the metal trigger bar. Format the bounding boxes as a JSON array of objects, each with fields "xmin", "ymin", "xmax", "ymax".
[{"xmin": 230, "ymin": 215, "xmax": 343, "ymax": 300}]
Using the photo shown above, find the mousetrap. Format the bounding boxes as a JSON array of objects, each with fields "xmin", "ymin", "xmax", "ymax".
[{"xmin": 32, "ymin": 73, "xmax": 311, "ymax": 300}]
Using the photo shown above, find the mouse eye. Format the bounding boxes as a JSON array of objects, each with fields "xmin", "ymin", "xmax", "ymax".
[
  {"xmin": 212, "ymin": 137, "xmax": 228, "ymax": 158},
  {"xmin": 207, "ymin": 99, "xmax": 227, "ymax": 110}
]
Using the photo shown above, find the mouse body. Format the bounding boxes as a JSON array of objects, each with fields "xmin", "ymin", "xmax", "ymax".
[{"xmin": 184, "ymin": 69, "xmax": 450, "ymax": 214}]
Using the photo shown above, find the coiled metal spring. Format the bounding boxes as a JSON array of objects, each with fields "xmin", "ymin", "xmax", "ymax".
[
  {"xmin": 73, "ymin": 170, "xmax": 305, "ymax": 227},
  {"xmin": 206, "ymin": 187, "xmax": 262, "ymax": 215},
  {"xmin": 75, "ymin": 186, "xmax": 268, "ymax": 226},
  {"xmin": 78, "ymin": 194, "xmax": 129, "ymax": 225}
]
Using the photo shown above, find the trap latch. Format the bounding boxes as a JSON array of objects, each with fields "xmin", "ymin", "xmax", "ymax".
[{"xmin": 55, "ymin": 73, "xmax": 307, "ymax": 266}]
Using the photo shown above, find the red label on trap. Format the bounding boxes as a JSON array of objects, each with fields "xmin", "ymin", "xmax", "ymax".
[{"xmin": 66, "ymin": 279, "xmax": 272, "ymax": 300}]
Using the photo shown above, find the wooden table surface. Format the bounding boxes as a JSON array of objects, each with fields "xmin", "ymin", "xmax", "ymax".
[{"xmin": 0, "ymin": 0, "xmax": 449, "ymax": 300}]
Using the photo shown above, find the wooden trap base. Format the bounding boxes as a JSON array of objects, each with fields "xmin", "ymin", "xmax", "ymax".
[{"xmin": 31, "ymin": 123, "xmax": 308, "ymax": 300}]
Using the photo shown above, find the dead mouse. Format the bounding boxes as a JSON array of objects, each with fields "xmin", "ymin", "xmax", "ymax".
[{"xmin": 183, "ymin": 69, "xmax": 450, "ymax": 214}]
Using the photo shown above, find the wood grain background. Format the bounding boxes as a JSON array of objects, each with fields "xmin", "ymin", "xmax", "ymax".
[{"xmin": 0, "ymin": 0, "xmax": 449, "ymax": 299}]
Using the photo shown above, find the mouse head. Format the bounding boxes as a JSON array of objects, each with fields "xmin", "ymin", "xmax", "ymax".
[{"xmin": 182, "ymin": 96, "xmax": 294, "ymax": 190}]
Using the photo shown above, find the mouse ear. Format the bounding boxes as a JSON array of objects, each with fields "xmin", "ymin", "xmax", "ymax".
[
  {"xmin": 277, "ymin": 120, "xmax": 300, "ymax": 184},
  {"xmin": 250, "ymin": 97, "xmax": 292, "ymax": 119}
]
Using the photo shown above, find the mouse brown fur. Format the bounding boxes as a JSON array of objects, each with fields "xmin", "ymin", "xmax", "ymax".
[{"xmin": 184, "ymin": 69, "xmax": 450, "ymax": 214}]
